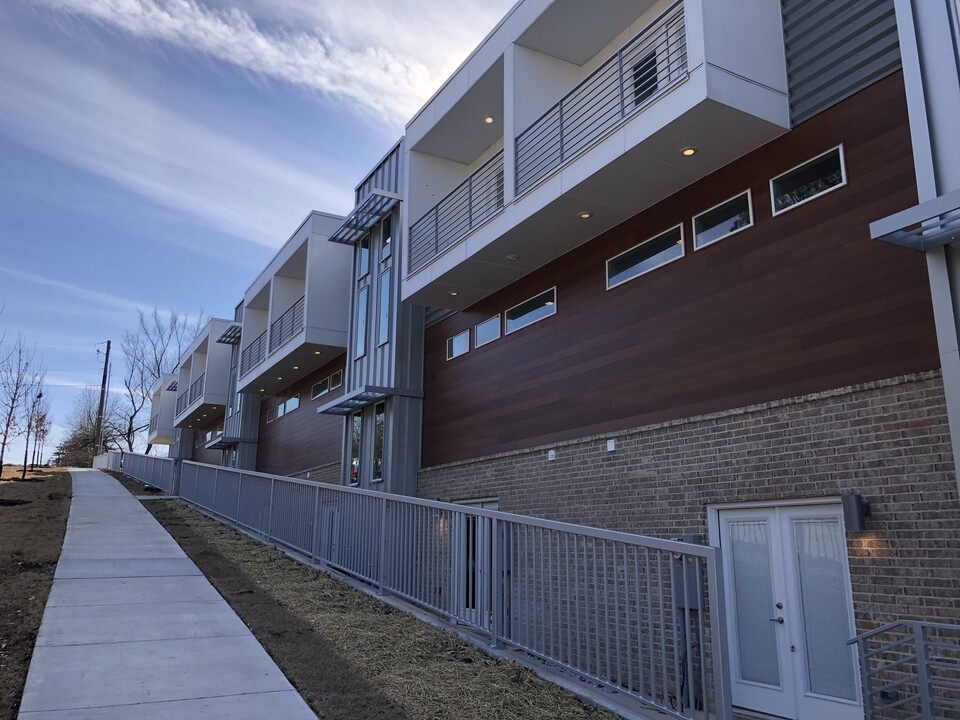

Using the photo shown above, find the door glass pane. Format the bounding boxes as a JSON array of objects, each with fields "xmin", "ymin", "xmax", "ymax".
[
  {"xmin": 794, "ymin": 519, "xmax": 857, "ymax": 700},
  {"xmin": 729, "ymin": 520, "xmax": 781, "ymax": 686}
]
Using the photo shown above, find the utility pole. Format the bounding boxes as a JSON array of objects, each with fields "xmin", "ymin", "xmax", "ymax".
[{"xmin": 93, "ymin": 340, "xmax": 111, "ymax": 458}]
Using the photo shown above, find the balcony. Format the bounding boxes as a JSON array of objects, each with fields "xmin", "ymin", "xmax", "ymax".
[
  {"xmin": 147, "ymin": 373, "xmax": 178, "ymax": 446},
  {"xmin": 240, "ymin": 330, "xmax": 266, "ymax": 377},
  {"xmin": 237, "ymin": 212, "xmax": 352, "ymax": 396},
  {"xmin": 173, "ymin": 319, "xmax": 233, "ymax": 429},
  {"xmin": 268, "ymin": 295, "xmax": 305, "ymax": 354},
  {"xmin": 402, "ymin": 0, "xmax": 790, "ymax": 308},
  {"xmin": 409, "ymin": 152, "xmax": 505, "ymax": 274}
]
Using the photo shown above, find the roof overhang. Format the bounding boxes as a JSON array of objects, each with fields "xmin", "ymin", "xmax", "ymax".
[
  {"xmin": 216, "ymin": 323, "xmax": 243, "ymax": 344},
  {"xmin": 329, "ymin": 189, "xmax": 402, "ymax": 245},
  {"xmin": 316, "ymin": 385, "xmax": 422, "ymax": 415},
  {"xmin": 870, "ymin": 188, "xmax": 960, "ymax": 251}
]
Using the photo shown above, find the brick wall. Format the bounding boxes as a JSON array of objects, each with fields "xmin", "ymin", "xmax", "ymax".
[
  {"xmin": 290, "ymin": 460, "xmax": 341, "ymax": 485},
  {"xmin": 418, "ymin": 372, "xmax": 960, "ymax": 628}
]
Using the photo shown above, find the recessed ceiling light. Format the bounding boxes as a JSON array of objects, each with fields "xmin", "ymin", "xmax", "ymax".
[
  {"xmin": 545, "ymin": 300, "xmax": 555, "ymax": 306},
  {"xmin": 578, "ymin": 211, "xmax": 592, "ymax": 219},
  {"xmin": 314, "ymin": 351, "xmax": 321, "ymax": 355},
  {"xmin": 277, "ymin": 376, "xmax": 283, "ymax": 381},
  {"xmin": 449, "ymin": 291, "xmax": 459, "ymax": 297},
  {"xmin": 484, "ymin": 116, "xmax": 494, "ymax": 124},
  {"xmin": 681, "ymin": 147, "xmax": 696, "ymax": 157},
  {"xmin": 259, "ymin": 388, "xmax": 265, "ymax": 392},
  {"xmin": 293, "ymin": 365, "xmax": 300, "ymax": 370},
  {"xmin": 505, "ymin": 254, "xmax": 519, "ymax": 261}
]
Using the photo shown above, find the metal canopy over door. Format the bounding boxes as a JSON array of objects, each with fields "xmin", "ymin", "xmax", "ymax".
[{"xmin": 714, "ymin": 504, "xmax": 861, "ymax": 720}]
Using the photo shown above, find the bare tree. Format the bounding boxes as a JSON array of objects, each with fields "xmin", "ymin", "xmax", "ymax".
[
  {"xmin": 19, "ymin": 365, "xmax": 46, "ymax": 479},
  {"xmin": 31, "ymin": 398, "xmax": 51, "ymax": 469},
  {"xmin": 117, "ymin": 308, "xmax": 207, "ymax": 454},
  {"xmin": 0, "ymin": 336, "xmax": 38, "ymax": 469},
  {"xmin": 57, "ymin": 388, "xmax": 124, "ymax": 467}
]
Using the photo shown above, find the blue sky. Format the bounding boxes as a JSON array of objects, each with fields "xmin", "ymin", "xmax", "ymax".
[{"xmin": 0, "ymin": 0, "xmax": 512, "ymax": 462}]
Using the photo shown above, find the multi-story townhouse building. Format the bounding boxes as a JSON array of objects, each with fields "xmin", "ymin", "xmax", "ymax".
[
  {"xmin": 141, "ymin": 2, "xmax": 960, "ymax": 718},
  {"xmin": 389, "ymin": 1, "xmax": 959, "ymax": 719}
]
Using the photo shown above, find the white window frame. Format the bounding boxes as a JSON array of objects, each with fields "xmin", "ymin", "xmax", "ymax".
[
  {"xmin": 504, "ymin": 287, "xmax": 557, "ymax": 336},
  {"xmin": 311, "ymin": 378, "xmax": 329, "ymax": 399},
  {"xmin": 446, "ymin": 329, "xmax": 470, "ymax": 360},
  {"xmin": 693, "ymin": 190, "xmax": 754, "ymax": 251},
  {"xmin": 266, "ymin": 407, "xmax": 276, "ymax": 423},
  {"xmin": 474, "ymin": 315, "xmax": 501, "ymax": 348},
  {"xmin": 330, "ymin": 369, "xmax": 343, "ymax": 390},
  {"xmin": 606, "ymin": 223, "xmax": 685, "ymax": 290},
  {"xmin": 285, "ymin": 394, "xmax": 300, "ymax": 414},
  {"xmin": 769, "ymin": 144, "xmax": 847, "ymax": 217}
]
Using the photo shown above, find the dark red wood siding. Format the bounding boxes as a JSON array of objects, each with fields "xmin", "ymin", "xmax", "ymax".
[
  {"xmin": 190, "ymin": 413, "xmax": 225, "ymax": 465},
  {"xmin": 422, "ymin": 72, "xmax": 939, "ymax": 467},
  {"xmin": 256, "ymin": 355, "xmax": 346, "ymax": 476}
]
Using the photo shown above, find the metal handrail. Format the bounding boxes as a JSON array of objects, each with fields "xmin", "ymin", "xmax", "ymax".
[
  {"xmin": 408, "ymin": 150, "xmax": 504, "ymax": 274},
  {"xmin": 240, "ymin": 330, "xmax": 267, "ymax": 377},
  {"xmin": 515, "ymin": 1, "xmax": 686, "ymax": 196},
  {"xmin": 188, "ymin": 373, "xmax": 205, "ymax": 403},
  {"xmin": 849, "ymin": 619, "xmax": 960, "ymax": 719},
  {"xmin": 149, "ymin": 414, "xmax": 159, "ymax": 433},
  {"xmin": 269, "ymin": 295, "xmax": 305, "ymax": 354},
  {"xmin": 175, "ymin": 391, "xmax": 189, "ymax": 416},
  {"xmin": 118, "ymin": 454, "xmax": 733, "ymax": 720}
]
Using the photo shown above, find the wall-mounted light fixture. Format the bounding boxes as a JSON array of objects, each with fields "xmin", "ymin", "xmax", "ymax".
[{"xmin": 842, "ymin": 493, "xmax": 871, "ymax": 533}]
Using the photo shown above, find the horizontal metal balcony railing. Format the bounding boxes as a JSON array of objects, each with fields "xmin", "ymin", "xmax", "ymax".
[
  {"xmin": 118, "ymin": 454, "xmax": 732, "ymax": 720},
  {"xmin": 188, "ymin": 373, "xmax": 205, "ymax": 404},
  {"xmin": 149, "ymin": 414, "xmax": 159, "ymax": 434},
  {"xmin": 850, "ymin": 620, "xmax": 960, "ymax": 719},
  {"xmin": 409, "ymin": 150, "xmax": 505, "ymax": 274},
  {"xmin": 176, "ymin": 391, "xmax": 189, "ymax": 416},
  {"xmin": 515, "ymin": 1, "xmax": 686, "ymax": 196},
  {"xmin": 240, "ymin": 330, "xmax": 267, "ymax": 377},
  {"xmin": 269, "ymin": 295, "xmax": 305, "ymax": 354}
]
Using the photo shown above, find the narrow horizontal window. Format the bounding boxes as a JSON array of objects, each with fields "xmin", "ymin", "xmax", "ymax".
[
  {"xmin": 285, "ymin": 394, "xmax": 300, "ymax": 413},
  {"xmin": 276, "ymin": 402, "xmax": 286, "ymax": 419},
  {"xmin": 771, "ymin": 146, "xmax": 846, "ymax": 215},
  {"xmin": 693, "ymin": 191, "xmax": 753, "ymax": 250},
  {"xmin": 607, "ymin": 224, "xmax": 684, "ymax": 289},
  {"xmin": 475, "ymin": 315, "xmax": 501, "ymax": 348},
  {"xmin": 505, "ymin": 288, "xmax": 556, "ymax": 334},
  {"xmin": 267, "ymin": 407, "xmax": 276, "ymax": 423},
  {"xmin": 447, "ymin": 330, "xmax": 470, "ymax": 360},
  {"xmin": 312, "ymin": 378, "xmax": 329, "ymax": 399},
  {"xmin": 330, "ymin": 370, "xmax": 343, "ymax": 390}
]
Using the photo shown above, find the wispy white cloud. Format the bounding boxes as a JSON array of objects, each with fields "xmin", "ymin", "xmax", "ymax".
[
  {"xmin": 0, "ymin": 266, "xmax": 148, "ymax": 314},
  {"xmin": 0, "ymin": 37, "xmax": 352, "ymax": 245},
  {"xmin": 30, "ymin": 0, "xmax": 509, "ymax": 123}
]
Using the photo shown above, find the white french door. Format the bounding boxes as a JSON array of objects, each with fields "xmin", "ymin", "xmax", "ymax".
[{"xmin": 714, "ymin": 504, "xmax": 861, "ymax": 720}]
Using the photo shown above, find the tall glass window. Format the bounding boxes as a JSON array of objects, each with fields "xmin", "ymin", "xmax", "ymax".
[
  {"xmin": 355, "ymin": 287, "xmax": 368, "ymax": 358},
  {"xmin": 377, "ymin": 270, "xmax": 391, "ymax": 346},
  {"xmin": 358, "ymin": 234, "xmax": 370, "ymax": 277},
  {"xmin": 381, "ymin": 214, "xmax": 392, "ymax": 260},
  {"xmin": 350, "ymin": 412, "xmax": 362, "ymax": 485},
  {"xmin": 372, "ymin": 402, "xmax": 385, "ymax": 482}
]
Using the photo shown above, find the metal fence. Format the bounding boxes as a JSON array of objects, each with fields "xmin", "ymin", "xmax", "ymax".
[
  {"xmin": 850, "ymin": 620, "xmax": 960, "ymax": 719},
  {"xmin": 269, "ymin": 295, "xmax": 305, "ymax": 354},
  {"xmin": 240, "ymin": 330, "xmax": 267, "ymax": 377},
  {"xmin": 515, "ymin": 1, "xmax": 686, "ymax": 196},
  {"xmin": 110, "ymin": 457, "xmax": 734, "ymax": 720},
  {"xmin": 408, "ymin": 150, "xmax": 505, "ymax": 274},
  {"xmin": 92, "ymin": 452, "xmax": 121, "ymax": 471}
]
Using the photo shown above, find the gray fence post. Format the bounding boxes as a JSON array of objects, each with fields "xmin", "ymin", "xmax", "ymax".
[
  {"xmin": 915, "ymin": 622, "xmax": 935, "ymax": 719},
  {"xmin": 491, "ymin": 516, "xmax": 502, "ymax": 649},
  {"xmin": 377, "ymin": 496, "xmax": 388, "ymax": 596}
]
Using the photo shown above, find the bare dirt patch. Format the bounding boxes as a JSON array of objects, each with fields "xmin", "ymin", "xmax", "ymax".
[
  {"xmin": 0, "ymin": 466, "xmax": 71, "ymax": 720},
  {"xmin": 145, "ymin": 499, "xmax": 621, "ymax": 720}
]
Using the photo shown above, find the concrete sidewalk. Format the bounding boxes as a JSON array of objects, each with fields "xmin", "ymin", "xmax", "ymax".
[{"xmin": 18, "ymin": 469, "xmax": 316, "ymax": 719}]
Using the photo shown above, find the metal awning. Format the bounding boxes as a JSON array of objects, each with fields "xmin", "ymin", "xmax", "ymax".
[
  {"xmin": 871, "ymin": 188, "xmax": 960, "ymax": 251},
  {"xmin": 329, "ymin": 189, "xmax": 402, "ymax": 245},
  {"xmin": 165, "ymin": 380, "xmax": 179, "ymax": 392},
  {"xmin": 316, "ymin": 384, "xmax": 422, "ymax": 415},
  {"xmin": 216, "ymin": 323, "xmax": 243, "ymax": 345}
]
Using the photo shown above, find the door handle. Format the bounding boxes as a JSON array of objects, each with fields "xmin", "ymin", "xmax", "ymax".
[{"xmin": 768, "ymin": 616, "xmax": 784, "ymax": 624}]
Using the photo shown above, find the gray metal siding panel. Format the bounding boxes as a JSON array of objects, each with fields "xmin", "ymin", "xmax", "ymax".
[{"xmin": 783, "ymin": 0, "xmax": 901, "ymax": 124}]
